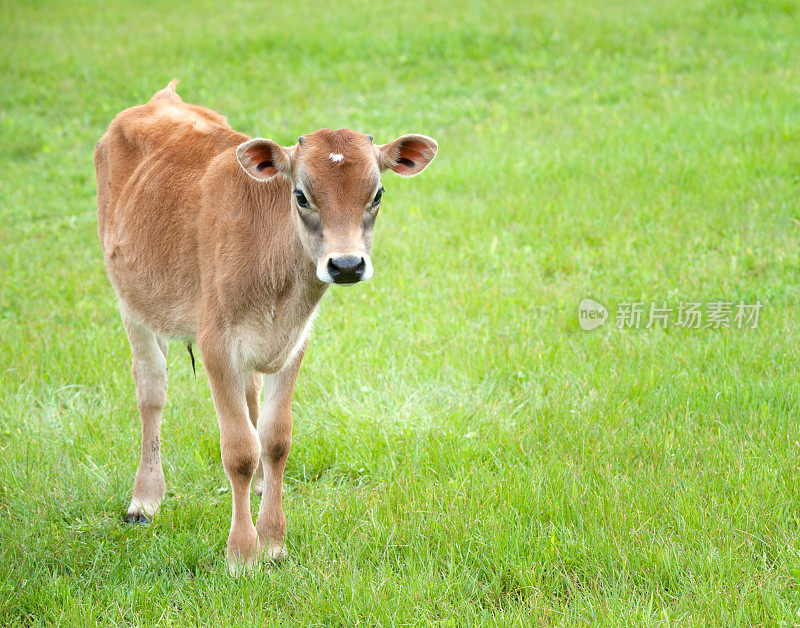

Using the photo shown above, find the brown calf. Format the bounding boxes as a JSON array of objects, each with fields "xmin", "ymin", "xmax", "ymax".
[{"xmin": 94, "ymin": 80, "xmax": 437, "ymax": 571}]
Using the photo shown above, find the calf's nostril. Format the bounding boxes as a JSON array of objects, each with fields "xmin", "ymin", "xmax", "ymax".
[
  {"xmin": 327, "ymin": 258, "xmax": 341, "ymax": 277},
  {"xmin": 355, "ymin": 258, "xmax": 366, "ymax": 275}
]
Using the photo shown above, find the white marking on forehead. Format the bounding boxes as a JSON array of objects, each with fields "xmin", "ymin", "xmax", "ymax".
[{"xmin": 329, "ymin": 152, "xmax": 344, "ymax": 163}]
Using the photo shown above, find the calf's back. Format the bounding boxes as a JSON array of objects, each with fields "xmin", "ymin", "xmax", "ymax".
[{"xmin": 94, "ymin": 81, "xmax": 300, "ymax": 340}]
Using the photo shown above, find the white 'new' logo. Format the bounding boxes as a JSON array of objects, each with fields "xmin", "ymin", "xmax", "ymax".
[{"xmin": 578, "ymin": 298, "xmax": 608, "ymax": 331}]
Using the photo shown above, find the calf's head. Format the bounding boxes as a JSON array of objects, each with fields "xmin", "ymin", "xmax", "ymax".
[{"xmin": 236, "ymin": 129, "xmax": 437, "ymax": 285}]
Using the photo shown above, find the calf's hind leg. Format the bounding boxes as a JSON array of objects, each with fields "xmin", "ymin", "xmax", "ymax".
[{"xmin": 123, "ymin": 316, "xmax": 168, "ymax": 523}]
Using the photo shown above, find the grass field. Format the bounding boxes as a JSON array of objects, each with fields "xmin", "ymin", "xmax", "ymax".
[{"xmin": 2, "ymin": 0, "xmax": 800, "ymax": 624}]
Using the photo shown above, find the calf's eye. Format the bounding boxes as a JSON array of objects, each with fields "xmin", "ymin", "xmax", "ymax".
[
  {"xmin": 294, "ymin": 189, "xmax": 310, "ymax": 208},
  {"xmin": 373, "ymin": 187, "xmax": 384, "ymax": 205}
]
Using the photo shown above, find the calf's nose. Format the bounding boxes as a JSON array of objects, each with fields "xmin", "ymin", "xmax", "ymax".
[{"xmin": 327, "ymin": 255, "xmax": 366, "ymax": 284}]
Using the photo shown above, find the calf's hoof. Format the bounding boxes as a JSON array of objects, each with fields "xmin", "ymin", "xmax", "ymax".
[
  {"xmin": 125, "ymin": 512, "xmax": 151, "ymax": 524},
  {"xmin": 125, "ymin": 498, "xmax": 160, "ymax": 524},
  {"xmin": 226, "ymin": 528, "xmax": 259, "ymax": 576},
  {"xmin": 262, "ymin": 542, "xmax": 287, "ymax": 564}
]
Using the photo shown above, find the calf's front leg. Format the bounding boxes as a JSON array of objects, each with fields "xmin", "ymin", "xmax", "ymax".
[
  {"xmin": 256, "ymin": 349, "xmax": 303, "ymax": 561},
  {"xmin": 245, "ymin": 372, "xmax": 265, "ymax": 496},
  {"xmin": 199, "ymin": 337, "xmax": 261, "ymax": 572}
]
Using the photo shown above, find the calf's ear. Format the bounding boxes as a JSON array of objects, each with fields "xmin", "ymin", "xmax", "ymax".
[
  {"xmin": 236, "ymin": 138, "xmax": 293, "ymax": 181},
  {"xmin": 377, "ymin": 134, "xmax": 438, "ymax": 177}
]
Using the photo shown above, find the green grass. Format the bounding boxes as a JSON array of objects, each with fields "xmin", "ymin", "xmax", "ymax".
[{"xmin": 2, "ymin": 0, "xmax": 800, "ymax": 624}]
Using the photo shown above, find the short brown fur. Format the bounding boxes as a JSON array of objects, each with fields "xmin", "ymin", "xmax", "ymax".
[{"xmin": 95, "ymin": 81, "xmax": 437, "ymax": 570}]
